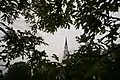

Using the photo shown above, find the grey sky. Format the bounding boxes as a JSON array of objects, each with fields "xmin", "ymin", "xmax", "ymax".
[
  {"xmin": 6, "ymin": 16, "xmax": 82, "ymax": 61},
  {"xmin": 38, "ymin": 28, "xmax": 82, "ymax": 60},
  {"xmin": 0, "ymin": 10, "xmax": 120, "ymax": 62}
]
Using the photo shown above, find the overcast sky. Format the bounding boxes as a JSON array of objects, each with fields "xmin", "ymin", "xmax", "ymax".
[
  {"xmin": 0, "ymin": 10, "xmax": 120, "ymax": 62},
  {"xmin": 5, "ymin": 16, "xmax": 82, "ymax": 61}
]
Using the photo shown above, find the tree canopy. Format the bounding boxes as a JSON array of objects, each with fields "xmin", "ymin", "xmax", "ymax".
[{"xmin": 0, "ymin": 0, "xmax": 120, "ymax": 80}]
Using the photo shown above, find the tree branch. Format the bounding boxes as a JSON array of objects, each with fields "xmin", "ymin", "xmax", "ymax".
[
  {"xmin": 0, "ymin": 65, "xmax": 6, "ymax": 67},
  {"xmin": 0, "ymin": 27, "xmax": 9, "ymax": 37},
  {"xmin": 100, "ymin": 44, "xmax": 120, "ymax": 57},
  {"xmin": 0, "ymin": 22, "xmax": 10, "ymax": 37},
  {"xmin": 101, "ymin": 13, "xmax": 120, "ymax": 20}
]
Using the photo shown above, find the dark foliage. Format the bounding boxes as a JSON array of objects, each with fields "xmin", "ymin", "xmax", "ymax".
[{"xmin": 0, "ymin": 0, "xmax": 120, "ymax": 80}]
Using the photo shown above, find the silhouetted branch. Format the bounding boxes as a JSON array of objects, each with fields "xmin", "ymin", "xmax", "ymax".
[
  {"xmin": 0, "ymin": 65, "xmax": 6, "ymax": 67},
  {"xmin": 0, "ymin": 22, "xmax": 10, "ymax": 37},
  {"xmin": 101, "ymin": 13, "xmax": 120, "ymax": 20},
  {"xmin": 0, "ymin": 27, "xmax": 9, "ymax": 37},
  {"xmin": 100, "ymin": 44, "xmax": 120, "ymax": 57}
]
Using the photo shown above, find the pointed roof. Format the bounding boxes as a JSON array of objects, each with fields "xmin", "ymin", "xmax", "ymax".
[{"xmin": 65, "ymin": 37, "xmax": 68, "ymax": 46}]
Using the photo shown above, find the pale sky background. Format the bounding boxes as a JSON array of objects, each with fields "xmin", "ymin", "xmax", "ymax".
[
  {"xmin": 0, "ymin": 9, "xmax": 120, "ymax": 63},
  {"xmin": 0, "ymin": 1, "xmax": 120, "ymax": 73},
  {"xmin": 7, "ymin": 16, "xmax": 82, "ymax": 62},
  {"xmin": 0, "ymin": 17, "xmax": 82, "ymax": 71},
  {"xmin": 11, "ymin": 11, "xmax": 120, "ymax": 62}
]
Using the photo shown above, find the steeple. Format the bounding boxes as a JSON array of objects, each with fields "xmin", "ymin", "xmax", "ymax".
[
  {"xmin": 63, "ymin": 37, "xmax": 69, "ymax": 59},
  {"xmin": 65, "ymin": 37, "xmax": 68, "ymax": 46}
]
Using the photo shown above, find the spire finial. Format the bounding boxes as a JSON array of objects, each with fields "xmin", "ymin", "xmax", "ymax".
[{"xmin": 65, "ymin": 37, "xmax": 68, "ymax": 46}]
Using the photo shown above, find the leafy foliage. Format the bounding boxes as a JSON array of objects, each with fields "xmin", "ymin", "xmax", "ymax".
[
  {"xmin": 0, "ymin": 0, "xmax": 120, "ymax": 80},
  {"xmin": 4, "ymin": 62, "xmax": 30, "ymax": 80},
  {"xmin": 0, "ymin": 24, "xmax": 48, "ymax": 67}
]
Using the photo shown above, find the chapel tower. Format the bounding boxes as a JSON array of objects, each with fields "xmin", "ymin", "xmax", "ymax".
[{"xmin": 63, "ymin": 37, "xmax": 69, "ymax": 59}]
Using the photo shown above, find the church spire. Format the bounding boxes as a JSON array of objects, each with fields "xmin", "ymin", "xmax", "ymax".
[
  {"xmin": 65, "ymin": 37, "xmax": 68, "ymax": 46},
  {"xmin": 63, "ymin": 37, "xmax": 69, "ymax": 59}
]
